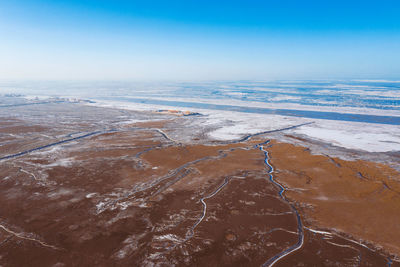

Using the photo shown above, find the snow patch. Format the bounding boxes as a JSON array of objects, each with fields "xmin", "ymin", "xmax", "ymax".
[{"xmin": 295, "ymin": 120, "xmax": 400, "ymax": 152}]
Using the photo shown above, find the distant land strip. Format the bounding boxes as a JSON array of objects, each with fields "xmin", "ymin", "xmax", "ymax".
[
  {"xmin": 0, "ymin": 100, "xmax": 66, "ymax": 108},
  {"xmin": 99, "ymin": 97, "xmax": 400, "ymax": 125}
]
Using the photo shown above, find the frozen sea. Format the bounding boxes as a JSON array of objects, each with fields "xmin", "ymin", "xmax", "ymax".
[{"xmin": 1, "ymin": 80, "xmax": 400, "ymax": 152}]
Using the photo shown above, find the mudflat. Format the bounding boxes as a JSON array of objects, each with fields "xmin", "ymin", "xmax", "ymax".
[{"xmin": 0, "ymin": 103, "xmax": 399, "ymax": 266}]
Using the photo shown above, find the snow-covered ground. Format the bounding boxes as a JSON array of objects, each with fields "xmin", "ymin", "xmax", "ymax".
[
  {"xmin": 86, "ymin": 99, "xmax": 400, "ymax": 153},
  {"xmin": 293, "ymin": 120, "xmax": 400, "ymax": 153}
]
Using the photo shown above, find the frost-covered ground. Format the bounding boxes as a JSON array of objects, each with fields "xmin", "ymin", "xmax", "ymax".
[
  {"xmin": 293, "ymin": 120, "xmax": 400, "ymax": 153},
  {"xmin": 86, "ymin": 99, "xmax": 400, "ymax": 153},
  {"xmin": 2, "ymin": 80, "xmax": 400, "ymax": 153}
]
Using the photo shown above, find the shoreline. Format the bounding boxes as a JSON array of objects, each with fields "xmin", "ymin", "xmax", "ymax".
[{"xmin": 84, "ymin": 98, "xmax": 400, "ymax": 153}]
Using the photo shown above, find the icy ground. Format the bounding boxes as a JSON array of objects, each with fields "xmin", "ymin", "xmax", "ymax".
[{"xmin": 87, "ymin": 99, "xmax": 400, "ymax": 153}]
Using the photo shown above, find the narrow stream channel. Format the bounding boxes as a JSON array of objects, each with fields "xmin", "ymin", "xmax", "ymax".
[{"xmin": 258, "ymin": 140, "xmax": 304, "ymax": 267}]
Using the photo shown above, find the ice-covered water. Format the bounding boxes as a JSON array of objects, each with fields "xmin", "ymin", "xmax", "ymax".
[
  {"xmin": 1, "ymin": 80, "xmax": 400, "ymax": 112},
  {"xmin": 1, "ymin": 80, "xmax": 400, "ymax": 151}
]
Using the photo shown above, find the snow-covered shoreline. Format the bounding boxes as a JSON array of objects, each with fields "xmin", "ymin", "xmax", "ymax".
[{"xmin": 85, "ymin": 98, "xmax": 400, "ymax": 153}]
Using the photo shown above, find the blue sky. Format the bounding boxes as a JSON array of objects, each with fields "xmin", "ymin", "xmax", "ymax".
[{"xmin": 0, "ymin": 0, "xmax": 399, "ymax": 80}]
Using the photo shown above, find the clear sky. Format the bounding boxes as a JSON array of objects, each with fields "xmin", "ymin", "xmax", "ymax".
[{"xmin": 0, "ymin": 0, "xmax": 399, "ymax": 81}]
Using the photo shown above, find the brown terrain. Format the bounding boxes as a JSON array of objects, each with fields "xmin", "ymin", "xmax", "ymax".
[
  {"xmin": 0, "ymin": 103, "xmax": 399, "ymax": 266},
  {"xmin": 268, "ymin": 141, "xmax": 400, "ymax": 261}
]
